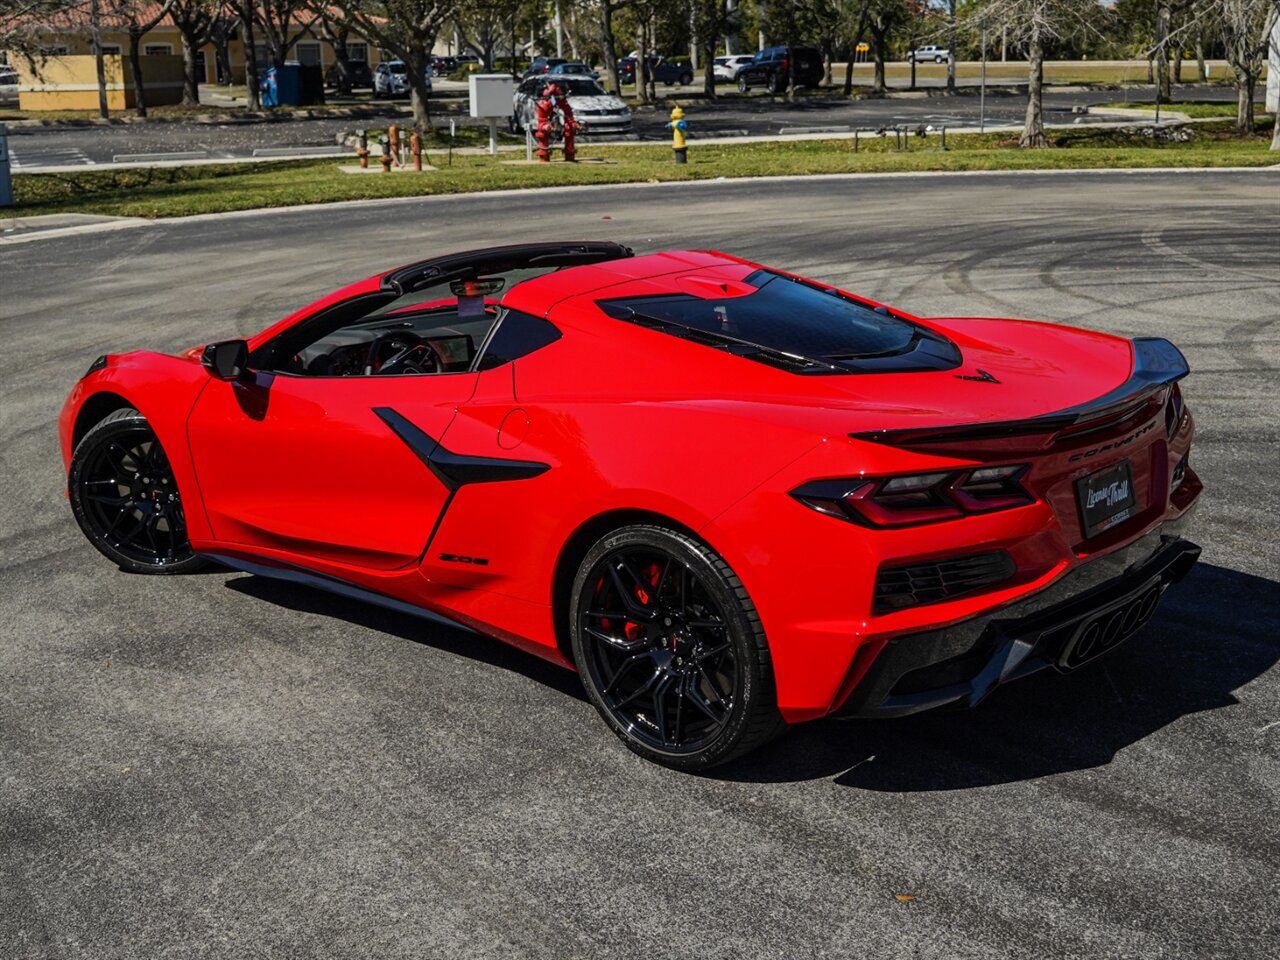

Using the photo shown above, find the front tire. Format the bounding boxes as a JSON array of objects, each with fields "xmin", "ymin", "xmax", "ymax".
[
  {"xmin": 68, "ymin": 408, "xmax": 206, "ymax": 575},
  {"xmin": 737, "ymin": 76, "xmax": 749, "ymax": 94},
  {"xmin": 680, "ymin": 73, "xmax": 693, "ymax": 86},
  {"xmin": 569, "ymin": 524, "xmax": 784, "ymax": 770}
]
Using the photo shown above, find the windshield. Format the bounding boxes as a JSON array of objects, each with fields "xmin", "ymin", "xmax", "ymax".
[
  {"xmin": 388, "ymin": 63, "xmax": 406, "ymax": 74},
  {"xmin": 542, "ymin": 77, "xmax": 606, "ymax": 97},
  {"xmin": 598, "ymin": 271, "xmax": 943, "ymax": 373}
]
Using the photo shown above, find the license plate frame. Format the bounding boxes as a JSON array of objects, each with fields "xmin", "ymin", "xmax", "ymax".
[{"xmin": 1076, "ymin": 459, "xmax": 1137, "ymax": 539}]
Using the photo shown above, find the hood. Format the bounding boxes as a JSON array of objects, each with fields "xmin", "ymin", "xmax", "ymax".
[{"xmin": 568, "ymin": 94, "xmax": 628, "ymax": 113}]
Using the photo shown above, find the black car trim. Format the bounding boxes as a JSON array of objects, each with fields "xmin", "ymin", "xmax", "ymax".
[
  {"xmin": 835, "ymin": 531, "xmax": 1201, "ymax": 719},
  {"xmin": 851, "ymin": 337, "xmax": 1188, "ymax": 446},
  {"xmin": 206, "ymin": 552, "xmax": 479, "ymax": 635},
  {"xmin": 382, "ymin": 241, "xmax": 633, "ymax": 295},
  {"xmin": 372, "ymin": 407, "xmax": 550, "ymax": 490}
]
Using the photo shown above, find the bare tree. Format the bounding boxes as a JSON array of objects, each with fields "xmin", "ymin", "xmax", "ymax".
[
  {"xmin": 1216, "ymin": 0, "xmax": 1279, "ymax": 135},
  {"xmin": 168, "ymin": 0, "xmax": 221, "ymax": 105},
  {"xmin": 967, "ymin": 0, "xmax": 1097, "ymax": 148},
  {"xmin": 598, "ymin": 0, "xmax": 622, "ymax": 95},
  {"xmin": 115, "ymin": 0, "xmax": 179, "ymax": 118},
  {"xmin": 258, "ymin": 0, "xmax": 321, "ymax": 71},
  {"xmin": 336, "ymin": 0, "xmax": 457, "ymax": 131}
]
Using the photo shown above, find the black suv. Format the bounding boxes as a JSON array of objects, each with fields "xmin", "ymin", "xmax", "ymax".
[{"xmin": 735, "ymin": 45, "xmax": 822, "ymax": 94}]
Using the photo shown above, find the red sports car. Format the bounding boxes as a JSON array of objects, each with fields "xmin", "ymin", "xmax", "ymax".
[{"xmin": 60, "ymin": 242, "xmax": 1202, "ymax": 769}]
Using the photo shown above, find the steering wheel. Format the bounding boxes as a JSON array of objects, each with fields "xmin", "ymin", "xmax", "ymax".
[{"xmin": 364, "ymin": 330, "xmax": 446, "ymax": 376}]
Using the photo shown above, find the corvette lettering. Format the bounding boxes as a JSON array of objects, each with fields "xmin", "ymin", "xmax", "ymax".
[{"xmin": 1068, "ymin": 420, "xmax": 1156, "ymax": 462}]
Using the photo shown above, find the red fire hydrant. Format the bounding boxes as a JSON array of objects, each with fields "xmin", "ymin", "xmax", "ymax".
[{"xmin": 534, "ymin": 82, "xmax": 582, "ymax": 163}]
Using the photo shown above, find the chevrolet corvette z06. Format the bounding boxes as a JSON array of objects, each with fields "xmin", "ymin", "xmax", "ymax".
[{"xmin": 60, "ymin": 242, "xmax": 1202, "ymax": 769}]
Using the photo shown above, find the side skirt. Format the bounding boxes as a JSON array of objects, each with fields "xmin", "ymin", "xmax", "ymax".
[{"xmin": 205, "ymin": 551, "xmax": 479, "ymax": 636}]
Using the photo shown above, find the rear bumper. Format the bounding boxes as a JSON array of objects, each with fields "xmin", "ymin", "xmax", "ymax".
[{"xmin": 836, "ymin": 515, "xmax": 1200, "ymax": 718}]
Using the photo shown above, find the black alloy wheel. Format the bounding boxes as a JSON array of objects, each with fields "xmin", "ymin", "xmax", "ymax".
[
  {"xmin": 69, "ymin": 408, "xmax": 206, "ymax": 574},
  {"xmin": 570, "ymin": 525, "xmax": 784, "ymax": 769}
]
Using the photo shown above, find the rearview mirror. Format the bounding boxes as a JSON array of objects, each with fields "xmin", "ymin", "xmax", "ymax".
[{"xmin": 201, "ymin": 339, "xmax": 249, "ymax": 381}]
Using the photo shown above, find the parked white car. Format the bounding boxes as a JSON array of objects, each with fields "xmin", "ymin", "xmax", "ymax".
[
  {"xmin": 712, "ymin": 55, "xmax": 755, "ymax": 83},
  {"xmin": 907, "ymin": 45, "xmax": 951, "ymax": 63},
  {"xmin": 373, "ymin": 60, "xmax": 431, "ymax": 99},
  {"xmin": 511, "ymin": 75, "xmax": 632, "ymax": 136},
  {"xmin": 0, "ymin": 65, "xmax": 19, "ymax": 103}
]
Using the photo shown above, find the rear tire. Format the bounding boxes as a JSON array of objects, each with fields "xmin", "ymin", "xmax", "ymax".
[
  {"xmin": 68, "ymin": 408, "xmax": 206, "ymax": 575},
  {"xmin": 569, "ymin": 524, "xmax": 785, "ymax": 770},
  {"xmin": 766, "ymin": 72, "xmax": 783, "ymax": 95}
]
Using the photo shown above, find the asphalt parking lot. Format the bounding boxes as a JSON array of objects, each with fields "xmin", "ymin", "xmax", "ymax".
[
  {"xmin": 2, "ymin": 170, "xmax": 1278, "ymax": 958},
  {"xmin": 3, "ymin": 82, "xmax": 1242, "ymax": 168}
]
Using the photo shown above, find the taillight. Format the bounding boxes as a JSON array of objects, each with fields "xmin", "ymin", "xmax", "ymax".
[
  {"xmin": 791, "ymin": 465, "xmax": 1032, "ymax": 528},
  {"xmin": 1165, "ymin": 383, "xmax": 1185, "ymax": 438}
]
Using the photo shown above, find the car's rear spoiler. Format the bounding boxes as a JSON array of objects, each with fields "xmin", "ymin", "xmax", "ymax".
[
  {"xmin": 851, "ymin": 337, "xmax": 1189, "ymax": 449},
  {"xmin": 381, "ymin": 241, "xmax": 633, "ymax": 295}
]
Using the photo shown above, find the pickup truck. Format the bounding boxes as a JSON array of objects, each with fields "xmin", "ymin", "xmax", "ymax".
[{"xmin": 907, "ymin": 45, "xmax": 952, "ymax": 63}]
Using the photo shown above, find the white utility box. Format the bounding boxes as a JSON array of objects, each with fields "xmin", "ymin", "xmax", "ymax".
[{"xmin": 469, "ymin": 73, "xmax": 516, "ymax": 119}]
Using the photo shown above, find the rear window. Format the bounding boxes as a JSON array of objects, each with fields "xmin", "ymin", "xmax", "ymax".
[{"xmin": 598, "ymin": 271, "xmax": 959, "ymax": 375}]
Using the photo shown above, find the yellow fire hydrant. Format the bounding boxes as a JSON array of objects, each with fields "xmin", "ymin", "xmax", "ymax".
[{"xmin": 666, "ymin": 104, "xmax": 688, "ymax": 164}]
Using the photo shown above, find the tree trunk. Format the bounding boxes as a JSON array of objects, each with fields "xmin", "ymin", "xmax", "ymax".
[
  {"xmin": 212, "ymin": 19, "xmax": 232, "ymax": 85},
  {"xmin": 636, "ymin": 23, "xmax": 649, "ymax": 104},
  {"xmin": 1000, "ymin": 24, "xmax": 1006, "ymax": 62},
  {"xmin": 909, "ymin": 43, "xmax": 916, "ymax": 91},
  {"xmin": 1156, "ymin": 3, "xmax": 1171, "ymax": 104},
  {"xmin": 89, "ymin": 0, "xmax": 109, "ymax": 118},
  {"xmin": 871, "ymin": 25, "xmax": 886, "ymax": 95},
  {"xmin": 128, "ymin": 32, "xmax": 148, "ymax": 118},
  {"xmin": 242, "ymin": 8, "xmax": 261, "ymax": 109},
  {"xmin": 179, "ymin": 26, "xmax": 202, "ymax": 105},
  {"xmin": 406, "ymin": 48, "xmax": 433, "ymax": 132},
  {"xmin": 703, "ymin": 34, "xmax": 716, "ymax": 98},
  {"xmin": 1195, "ymin": 36, "xmax": 1207, "ymax": 82},
  {"xmin": 946, "ymin": 1, "xmax": 956, "ymax": 94},
  {"xmin": 1235, "ymin": 71, "xmax": 1255, "ymax": 136},
  {"xmin": 1020, "ymin": 25, "xmax": 1047, "ymax": 148},
  {"xmin": 1272, "ymin": 106, "xmax": 1280, "ymax": 150},
  {"xmin": 1173, "ymin": 48, "xmax": 1183, "ymax": 85},
  {"xmin": 600, "ymin": 0, "xmax": 620, "ymax": 95}
]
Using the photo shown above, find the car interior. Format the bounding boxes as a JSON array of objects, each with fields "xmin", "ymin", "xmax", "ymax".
[{"xmin": 258, "ymin": 267, "xmax": 558, "ymax": 378}]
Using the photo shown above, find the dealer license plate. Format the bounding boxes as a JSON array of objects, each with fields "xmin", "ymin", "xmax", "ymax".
[{"xmin": 1076, "ymin": 459, "xmax": 1137, "ymax": 538}]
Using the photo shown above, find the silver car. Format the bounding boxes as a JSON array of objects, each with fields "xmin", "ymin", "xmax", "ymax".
[
  {"xmin": 511, "ymin": 76, "xmax": 632, "ymax": 136},
  {"xmin": 373, "ymin": 60, "xmax": 431, "ymax": 99}
]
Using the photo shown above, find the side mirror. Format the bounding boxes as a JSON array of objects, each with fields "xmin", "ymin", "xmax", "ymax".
[{"xmin": 201, "ymin": 339, "xmax": 249, "ymax": 381}]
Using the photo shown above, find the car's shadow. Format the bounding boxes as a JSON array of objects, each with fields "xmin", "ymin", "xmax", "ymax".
[
  {"xmin": 716, "ymin": 561, "xmax": 1280, "ymax": 788},
  {"xmin": 225, "ymin": 561, "xmax": 1278, "ymax": 789},
  {"xmin": 223, "ymin": 575, "xmax": 588, "ymax": 704}
]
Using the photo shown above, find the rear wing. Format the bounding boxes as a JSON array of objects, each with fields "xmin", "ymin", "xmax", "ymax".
[{"xmin": 852, "ymin": 337, "xmax": 1189, "ymax": 450}]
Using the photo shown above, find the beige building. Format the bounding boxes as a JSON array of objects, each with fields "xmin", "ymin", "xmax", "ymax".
[{"xmin": 5, "ymin": 3, "xmax": 407, "ymax": 109}]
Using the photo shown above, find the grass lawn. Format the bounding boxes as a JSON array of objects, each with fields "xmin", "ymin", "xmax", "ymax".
[{"xmin": 9, "ymin": 121, "xmax": 1276, "ymax": 220}]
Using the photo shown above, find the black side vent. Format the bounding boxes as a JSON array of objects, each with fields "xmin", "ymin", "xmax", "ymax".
[{"xmin": 873, "ymin": 551, "xmax": 1016, "ymax": 615}]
